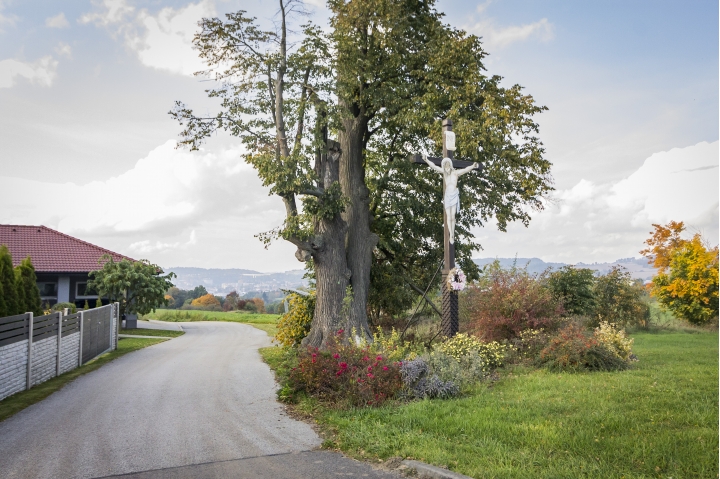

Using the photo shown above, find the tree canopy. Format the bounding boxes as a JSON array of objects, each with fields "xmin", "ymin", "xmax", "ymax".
[
  {"xmin": 641, "ymin": 221, "xmax": 719, "ymax": 325},
  {"xmin": 88, "ymin": 255, "xmax": 176, "ymax": 316},
  {"xmin": 172, "ymin": 0, "xmax": 553, "ymax": 346}
]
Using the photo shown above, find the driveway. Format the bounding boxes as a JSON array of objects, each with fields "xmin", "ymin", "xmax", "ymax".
[{"xmin": 0, "ymin": 322, "xmax": 400, "ymax": 479}]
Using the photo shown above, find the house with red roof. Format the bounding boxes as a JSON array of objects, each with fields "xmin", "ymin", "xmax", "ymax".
[{"xmin": 0, "ymin": 225, "xmax": 135, "ymax": 308}]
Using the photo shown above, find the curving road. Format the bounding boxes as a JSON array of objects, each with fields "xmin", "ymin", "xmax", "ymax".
[{"xmin": 0, "ymin": 322, "xmax": 399, "ymax": 479}]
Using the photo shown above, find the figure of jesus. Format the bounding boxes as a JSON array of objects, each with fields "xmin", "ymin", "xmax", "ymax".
[{"xmin": 423, "ymin": 154, "xmax": 479, "ymax": 244}]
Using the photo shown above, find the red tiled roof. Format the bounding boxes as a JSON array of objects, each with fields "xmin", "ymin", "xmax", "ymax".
[{"xmin": 0, "ymin": 225, "xmax": 135, "ymax": 273}]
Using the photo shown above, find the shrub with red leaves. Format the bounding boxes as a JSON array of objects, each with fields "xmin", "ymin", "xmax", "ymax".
[
  {"xmin": 462, "ymin": 261, "xmax": 564, "ymax": 341},
  {"xmin": 538, "ymin": 323, "xmax": 627, "ymax": 372},
  {"xmin": 287, "ymin": 333, "xmax": 403, "ymax": 406}
]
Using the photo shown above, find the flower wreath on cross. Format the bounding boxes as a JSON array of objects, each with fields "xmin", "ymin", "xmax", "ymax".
[{"xmin": 447, "ymin": 267, "xmax": 467, "ymax": 291}]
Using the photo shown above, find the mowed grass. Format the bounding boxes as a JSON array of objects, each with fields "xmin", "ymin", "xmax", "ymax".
[
  {"xmin": 0, "ymin": 337, "xmax": 167, "ymax": 423},
  {"xmin": 143, "ymin": 309, "xmax": 280, "ymax": 337},
  {"xmin": 119, "ymin": 328, "xmax": 185, "ymax": 338},
  {"xmin": 297, "ymin": 331, "xmax": 718, "ymax": 479}
]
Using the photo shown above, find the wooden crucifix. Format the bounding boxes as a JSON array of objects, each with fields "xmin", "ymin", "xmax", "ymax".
[{"xmin": 409, "ymin": 119, "xmax": 483, "ymax": 337}]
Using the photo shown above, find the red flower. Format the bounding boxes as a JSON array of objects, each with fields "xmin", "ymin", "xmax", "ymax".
[
  {"xmin": 337, "ymin": 329, "xmax": 344, "ymax": 335},
  {"xmin": 336, "ymin": 370, "xmax": 343, "ymax": 376},
  {"xmin": 367, "ymin": 373, "xmax": 374, "ymax": 378},
  {"xmin": 362, "ymin": 356, "xmax": 370, "ymax": 361},
  {"xmin": 367, "ymin": 366, "xmax": 373, "ymax": 372},
  {"xmin": 382, "ymin": 366, "xmax": 389, "ymax": 371},
  {"xmin": 339, "ymin": 362, "xmax": 348, "ymax": 369},
  {"xmin": 376, "ymin": 356, "xmax": 383, "ymax": 361},
  {"xmin": 333, "ymin": 353, "xmax": 340, "ymax": 359}
]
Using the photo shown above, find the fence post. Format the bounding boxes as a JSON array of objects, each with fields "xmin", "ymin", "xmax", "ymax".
[
  {"xmin": 108, "ymin": 305, "xmax": 114, "ymax": 351},
  {"xmin": 114, "ymin": 302, "xmax": 120, "ymax": 349},
  {"xmin": 56, "ymin": 311, "xmax": 62, "ymax": 377},
  {"xmin": 78, "ymin": 310, "xmax": 84, "ymax": 367},
  {"xmin": 26, "ymin": 312, "xmax": 33, "ymax": 390}
]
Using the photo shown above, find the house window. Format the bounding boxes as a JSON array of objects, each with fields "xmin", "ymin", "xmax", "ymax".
[
  {"xmin": 37, "ymin": 282, "xmax": 58, "ymax": 299},
  {"xmin": 76, "ymin": 282, "xmax": 98, "ymax": 298}
]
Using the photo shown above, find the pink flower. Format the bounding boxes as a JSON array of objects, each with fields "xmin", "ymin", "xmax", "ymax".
[
  {"xmin": 311, "ymin": 353, "xmax": 317, "ymax": 358},
  {"xmin": 311, "ymin": 359, "xmax": 316, "ymax": 363},
  {"xmin": 362, "ymin": 356, "xmax": 370, "ymax": 361},
  {"xmin": 332, "ymin": 353, "xmax": 340, "ymax": 359},
  {"xmin": 367, "ymin": 366, "xmax": 373, "ymax": 372},
  {"xmin": 336, "ymin": 370, "xmax": 343, "ymax": 376},
  {"xmin": 339, "ymin": 362, "xmax": 348, "ymax": 369},
  {"xmin": 376, "ymin": 356, "xmax": 383, "ymax": 361},
  {"xmin": 367, "ymin": 373, "xmax": 374, "ymax": 378},
  {"xmin": 337, "ymin": 329, "xmax": 344, "ymax": 335},
  {"xmin": 382, "ymin": 366, "xmax": 389, "ymax": 371}
]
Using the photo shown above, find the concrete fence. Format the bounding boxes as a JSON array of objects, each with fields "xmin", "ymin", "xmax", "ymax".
[{"xmin": 0, "ymin": 303, "xmax": 119, "ymax": 401}]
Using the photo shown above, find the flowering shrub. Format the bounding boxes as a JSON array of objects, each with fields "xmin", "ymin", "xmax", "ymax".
[
  {"xmin": 287, "ymin": 334, "xmax": 403, "ymax": 406},
  {"xmin": 538, "ymin": 323, "xmax": 627, "ymax": 372},
  {"xmin": 275, "ymin": 292, "xmax": 315, "ymax": 347},
  {"xmin": 508, "ymin": 329, "xmax": 550, "ymax": 364},
  {"xmin": 463, "ymin": 261, "xmax": 564, "ymax": 341},
  {"xmin": 433, "ymin": 333, "xmax": 508, "ymax": 370},
  {"xmin": 593, "ymin": 321, "xmax": 634, "ymax": 360}
]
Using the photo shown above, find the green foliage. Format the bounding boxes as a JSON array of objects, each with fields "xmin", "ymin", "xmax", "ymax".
[
  {"xmin": 14, "ymin": 257, "xmax": 42, "ymax": 316},
  {"xmin": 0, "ymin": 245, "xmax": 19, "ymax": 316},
  {"xmin": 592, "ymin": 267, "xmax": 649, "ymax": 328},
  {"xmin": 83, "ymin": 300, "xmax": 90, "ymax": 311},
  {"xmin": 52, "ymin": 302, "xmax": 77, "ymax": 314},
  {"xmin": 546, "ymin": 266, "xmax": 597, "ymax": 316},
  {"xmin": 88, "ymin": 255, "xmax": 175, "ymax": 316},
  {"xmin": 95, "ymin": 298, "xmax": 102, "ymax": 308},
  {"xmin": 275, "ymin": 292, "xmax": 315, "ymax": 348},
  {"xmin": 433, "ymin": 333, "xmax": 508, "ymax": 370}
]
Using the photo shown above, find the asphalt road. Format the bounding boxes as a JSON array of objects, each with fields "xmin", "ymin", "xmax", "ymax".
[{"xmin": 0, "ymin": 322, "xmax": 398, "ymax": 479}]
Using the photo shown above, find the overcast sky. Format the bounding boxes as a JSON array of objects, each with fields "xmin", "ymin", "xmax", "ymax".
[{"xmin": 0, "ymin": 0, "xmax": 717, "ymax": 271}]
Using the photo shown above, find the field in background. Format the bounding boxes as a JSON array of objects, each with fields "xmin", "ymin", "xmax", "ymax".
[{"xmin": 142, "ymin": 310, "xmax": 280, "ymax": 337}]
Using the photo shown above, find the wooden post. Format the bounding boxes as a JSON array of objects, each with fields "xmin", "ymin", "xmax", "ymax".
[
  {"xmin": 78, "ymin": 310, "xmax": 84, "ymax": 367},
  {"xmin": 56, "ymin": 311, "xmax": 62, "ymax": 377},
  {"xmin": 441, "ymin": 118, "xmax": 459, "ymax": 338},
  {"xmin": 26, "ymin": 312, "xmax": 33, "ymax": 390}
]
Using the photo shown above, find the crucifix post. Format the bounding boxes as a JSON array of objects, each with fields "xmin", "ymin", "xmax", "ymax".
[{"xmin": 440, "ymin": 118, "xmax": 458, "ymax": 338}]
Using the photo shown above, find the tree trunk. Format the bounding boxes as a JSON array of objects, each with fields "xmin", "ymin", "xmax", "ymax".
[
  {"xmin": 301, "ymin": 141, "xmax": 351, "ymax": 348},
  {"xmin": 338, "ymin": 112, "xmax": 377, "ymax": 342}
]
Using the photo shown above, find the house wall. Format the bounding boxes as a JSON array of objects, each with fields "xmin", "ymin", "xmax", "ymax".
[{"xmin": 36, "ymin": 273, "xmax": 93, "ymax": 308}]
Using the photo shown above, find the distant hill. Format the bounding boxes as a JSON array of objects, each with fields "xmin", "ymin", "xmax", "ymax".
[
  {"xmin": 166, "ymin": 257, "xmax": 657, "ymax": 295},
  {"xmin": 165, "ymin": 267, "xmax": 308, "ymax": 295},
  {"xmin": 473, "ymin": 257, "xmax": 657, "ymax": 281}
]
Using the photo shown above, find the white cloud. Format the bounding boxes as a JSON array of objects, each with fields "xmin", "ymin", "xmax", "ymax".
[
  {"xmin": 55, "ymin": 42, "xmax": 72, "ymax": 58},
  {"xmin": 0, "ymin": 0, "xmax": 17, "ymax": 31},
  {"xmin": 0, "ymin": 140, "xmax": 299, "ymax": 270},
  {"xmin": 0, "ymin": 56, "xmax": 58, "ymax": 88},
  {"xmin": 79, "ymin": 0, "xmax": 134, "ymax": 26},
  {"xmin": 468, "ymin": 17, "xmax": 554, "ymax": 49},
  {"xmin": 46, "ymin": 12, "xmax": 70, "ymax": 28},
  {"xmin": 473, "ymin": 141, "xmax": 719, "ymax": 262},
  {"xmin": 129, "ymin": 1, "xmax": 215, "ymax": 76},
  {"xmin": 80, "ymin": 0, "xmax": 213, "ymax": 76}
]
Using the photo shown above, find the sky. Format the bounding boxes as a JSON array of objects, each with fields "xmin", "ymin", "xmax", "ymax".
[{"xmin": 0, "ymin": 0, "xmax": 717, "ymax": 272}]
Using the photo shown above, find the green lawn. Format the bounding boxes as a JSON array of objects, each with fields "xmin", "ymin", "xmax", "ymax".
[
  {"xmin": 119, "ymin": 328, "xmax": 185, "ymax": 338},
  {"xmin": 262, "ymin": 331, "xmax": 719, "ymax": 479},
  {"xmin": 0, "ymin": 337, "xmax": 167, "ymax": 423},
  {"xmin": 142, "ymin": 309, "xmax": 280, "ymax": 337}
]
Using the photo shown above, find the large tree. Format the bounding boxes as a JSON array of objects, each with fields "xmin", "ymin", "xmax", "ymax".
[{"xmin": 172, "ymin": 0, "xmax": 553, "ymax": 347}]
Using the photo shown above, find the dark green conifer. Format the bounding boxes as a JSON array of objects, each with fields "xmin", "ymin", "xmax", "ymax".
[{"xmin": 0, "ymin": 246, "xmax": 19, "ymax": 316}]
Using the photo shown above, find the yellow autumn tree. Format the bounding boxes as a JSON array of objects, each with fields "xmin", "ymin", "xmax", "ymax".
[
  {"xmin": 190, "ymin": 293, "xmax": 221, "ymax": 310},
  {"xmin": 641, "ymin": 222, "xmax": 719, "ymax": 325}
]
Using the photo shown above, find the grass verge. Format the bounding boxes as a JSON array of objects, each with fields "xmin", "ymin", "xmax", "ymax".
[
  {"xmin": 261, "ymin": 331, "xmax": 718, "ymax": 479},
  {"xmin": 119, "ymin": 328, "xmax": 185, "ymax": 338},
  {"xmin": 0, "ymin": 337, "xmax": 167, "ymax": 423},
  {"xmin": 143, "ymin": 309, "xmax": 280, "ymax": 337}
]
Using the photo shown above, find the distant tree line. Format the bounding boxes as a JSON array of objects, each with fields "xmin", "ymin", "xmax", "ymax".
[{"xmin": 164, "ymin": 286, "xmax": 284, "ymax": 314}]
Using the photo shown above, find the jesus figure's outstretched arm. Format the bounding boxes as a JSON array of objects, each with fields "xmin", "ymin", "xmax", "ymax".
[
  {"xmin": 422, "ymin": 154, "xmax": 444, "ymax": 174},
  {"xmin": 456, "ymin": 162, "xmax": 480, "ymax": 176}
]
